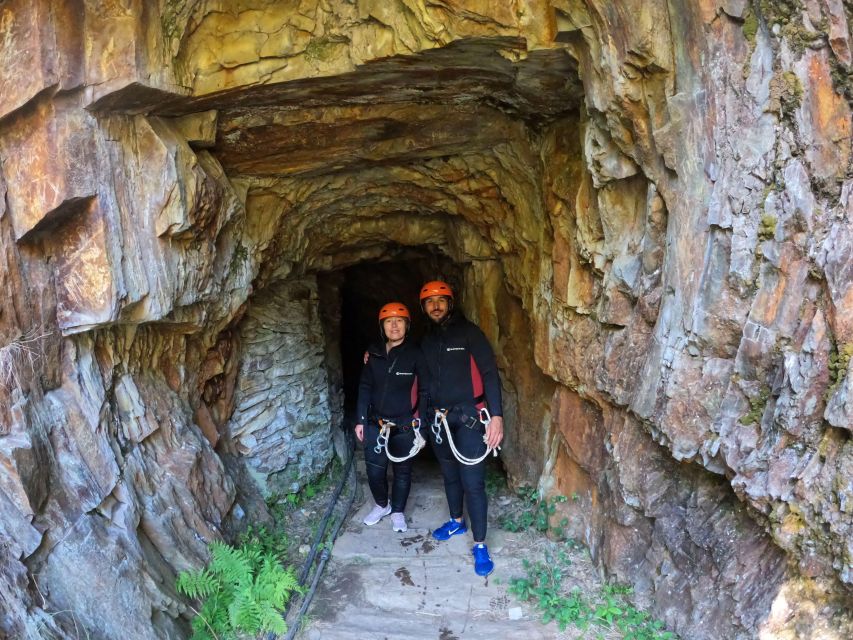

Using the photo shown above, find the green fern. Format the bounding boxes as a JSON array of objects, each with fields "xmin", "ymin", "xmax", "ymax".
[{"xmin": 176, "ymin": 538, "xmax": 298, "ymax": 639}]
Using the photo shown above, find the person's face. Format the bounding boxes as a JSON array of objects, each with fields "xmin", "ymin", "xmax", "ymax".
[
  {"xmin": 424, "ymin": 295, "xmax": 450, "ymax": 323},
  {"xmin": 383, "ymin": 316, "xmax": 407, "ymax": 342}
]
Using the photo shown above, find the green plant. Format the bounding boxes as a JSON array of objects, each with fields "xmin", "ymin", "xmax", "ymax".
[
  {"xmin": 485, "ymin": 465, "xmax": 507, "ymax": 496},
  {"xmin": 826, "ymin": 342, "xmax": 853, "ymax": 401},
  {"xmin": 499, "ymin": 487, "xmax": 570, "ymax": 540},
  {"xmin": 757, "ymin": 214, "xmax": 777, "ymax": 241},
  {"xmin": 228, "ymin": 241, "xmax": 248, "ymax": 275},
  {"xmin": 509, "ymin": 552, "xmax": 590, "ymax": 631},
  {"xmin": 272, "ymin": 464, "xmax": 336, "ymax": 512},
  {"xmin": 739, "ymin": 385, "xmax": 771, "ymax": 425},
  {"xmin": 239, "ymin": 525, "xmax": 289, "ymax": 562},
  {"xmin": 509, "ymin": 552, "xmax": 676, "ymax": 639},
  {"xmin": 303, "ymin": 35, "xmax": 347, "ymax": 62},
  {"xmin": 176, "ymin": 541, "xmax": 299, "ymax": 639},
  {"xmin": 742, "ymin": 9, "xmax": 759, "ymax": 43}
]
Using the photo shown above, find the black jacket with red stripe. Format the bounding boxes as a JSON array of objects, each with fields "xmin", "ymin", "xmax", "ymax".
[
  {"xmin": 356, "ymin": 339, "xmax": 429, "ymax": 425},
  {"xmin": 421, "ymin": 311, "xmax": 503, "ymax": 417}
]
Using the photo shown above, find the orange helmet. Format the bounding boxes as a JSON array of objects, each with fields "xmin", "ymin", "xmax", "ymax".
[
  {"xmin": 419, "ymin": 280, "xmax": 454, "ymax": 302},
  {"xmin": 378, "ymin": 302, "xmax": 410, "ymax": 321}
]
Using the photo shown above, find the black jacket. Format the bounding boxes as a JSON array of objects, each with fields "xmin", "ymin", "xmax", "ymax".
[
  {"xmin": 421, "ymin": 311, "xmax": 503, "ymax": 417},
  {"xmin": 356, "ymin": 339, "xmax": 430, "ymax": 425}
]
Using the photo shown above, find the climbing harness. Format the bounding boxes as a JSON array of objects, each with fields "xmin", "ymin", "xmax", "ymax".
[
  {"xmin": 374, "ymin": 418, "xmax": 426, "ymax": 463},
  {"xmin": 432, "ymin": 407, "xmax": 500, "ymax": 466}
]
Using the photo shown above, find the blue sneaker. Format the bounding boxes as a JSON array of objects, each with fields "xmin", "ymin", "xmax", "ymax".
[
  {"xmin": 472, "ymin": 543, "xmax": 494, "ymax": 576},
  {"xmin": 431, "ymin": 519, "xmax": 467, "ymax": 541}
]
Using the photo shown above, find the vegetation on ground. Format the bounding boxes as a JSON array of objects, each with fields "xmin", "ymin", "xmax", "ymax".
[
  {"xmin": 266, "ymin": 457, "xmax": 340, "ymax": 519},
  {"xmin": 493, "ymin": 482, "xmax": 677, "ymax": 639},
  {"xmin": 498, "ymin": 485, "xmax": 571, "ymax": 540},
  {"xmin": 175, "ymin": 458, "xmax": 344, "ymax": 639},
  {"xmin": 509, "ymin": 549, "xmax": 676, "ymax": 640},
  {"xmin": 176, "ymin": 538, "xmax": 300, "ymax": 639}
]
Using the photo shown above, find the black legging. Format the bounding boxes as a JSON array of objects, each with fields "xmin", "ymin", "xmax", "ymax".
[
  {"xmin": 429, "ymin": 410, "xmax": 488, "ymax": 542},
  {"xmin": 363, "ymin": 421, "xmax": 416, "ymax": 512}
]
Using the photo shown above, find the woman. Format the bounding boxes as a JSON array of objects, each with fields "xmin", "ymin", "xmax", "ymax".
[{"xmin": 355, "ymin": 302, "xmax": 429, "ymax": 533}]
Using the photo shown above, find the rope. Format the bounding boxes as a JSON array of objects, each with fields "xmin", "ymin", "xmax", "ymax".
[
  {"xmin": 374, "ymin": 419, "xmax": 426, "ymax": 463},
  {"xmin": 269, "ymin": 429, "xmax": 358, "ymax": 640},
  {"xmin": 433, "ymin": 408, "xmax": 500, "ymax": 466}
]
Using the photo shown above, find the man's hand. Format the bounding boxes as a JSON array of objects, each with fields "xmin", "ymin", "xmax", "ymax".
[
  {"xmin": 363, "ymin": 351, "xmax": 369, "ymax": 364},
  {"xmin": 355, "ymin": 424, "xmax": 364, "ymax": 442},
  {"xmin": 485, "ymin": 415, "xmax": 503, "ymax": 449}
]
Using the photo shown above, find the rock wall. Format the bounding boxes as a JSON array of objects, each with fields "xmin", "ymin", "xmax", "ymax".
[
  {"xmin": 229, "ymin": 277, "xmax": 335, "ymax": 495},
  {"xmin": 0, "ymin": 1, "xmax": 851, "ymax": 638}
]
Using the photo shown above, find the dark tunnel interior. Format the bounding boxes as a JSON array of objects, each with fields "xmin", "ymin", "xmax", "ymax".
[{"xmin": 334, "ymin": 247, "xmax": 464, "ymax": 415}]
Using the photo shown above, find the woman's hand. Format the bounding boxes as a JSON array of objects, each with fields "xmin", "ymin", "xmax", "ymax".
[{"xmin": 355, "ymin": 424, "xmax": 364, "ymax": 442}]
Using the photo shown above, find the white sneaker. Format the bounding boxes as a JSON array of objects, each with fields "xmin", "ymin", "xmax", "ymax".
[
  {"xmin": 391, "ymin": 512, "xmax": 407, "ymax": 532},
  {"xmin": 363, "ymin": 503, "xmax": 392, "ymax": 526}
]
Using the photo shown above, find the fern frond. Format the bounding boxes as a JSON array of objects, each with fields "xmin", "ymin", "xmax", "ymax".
[
  {"xmin": 255, "ymin": 559, "xmax": 298, "ymax": 607},
  {"xmin": 229, "ymin": 588, "xmax": 262, "ymax": 632},
  {"xmin": 258, "ymin": 601, "xmax": 288, "ymax": 634},
  {"xmin": 178, "ymin": 539, "xmax": 298, "ymax": 639},
  {"xmin": 210, "ymin": 542, "xmax": 253, "ymax": 588},
  {"xmin": 177, "ymin": 568, "xmax": 220, "ymax": 600},
  {"xmin": 242, "ymin": 544, "xmax": 263, "ymax": 569}
]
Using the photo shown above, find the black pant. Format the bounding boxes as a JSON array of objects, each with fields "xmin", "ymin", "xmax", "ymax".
[
  {"xmin": 429, "ymin": 408, "xmax": 488, "ymax": 542},
  {"xmin": 363, "ymin": 421, "xmax": 416, "ymax": 512}
]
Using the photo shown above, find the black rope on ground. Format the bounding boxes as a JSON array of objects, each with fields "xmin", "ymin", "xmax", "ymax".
[
  {"xmin": 297, "ymin": 435, "xmax": 356, "ymax": 587},
  {"xmin": 266, "ymin": 429, "xmax": 358, "ymax": 640},
  {"xmin": 281, "ymin": 465, "xmax": 357, "ymax": 640}
]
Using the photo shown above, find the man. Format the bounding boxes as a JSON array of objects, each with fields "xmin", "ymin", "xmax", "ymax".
[{"xmin": 419, "ymin": 280, "xmax": 504, "ymax": 576}]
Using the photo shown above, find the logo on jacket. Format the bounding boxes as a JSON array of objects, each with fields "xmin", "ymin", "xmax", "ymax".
[
  {"xmin": 446, "ymin": 347, "xmax": 465, "ymax": 351},
  {"xmin": 395, "ymin": 371, "xmax": 414, "ymax": 376}
]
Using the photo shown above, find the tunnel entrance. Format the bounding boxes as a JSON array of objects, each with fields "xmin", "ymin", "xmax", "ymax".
[
  {"xmin": 332, "ymin": 248, "xmax": 463, "ymax": 415},
  {"xmin": 191, "ymin": 35, "xmax": 584, "ymax": 499}
]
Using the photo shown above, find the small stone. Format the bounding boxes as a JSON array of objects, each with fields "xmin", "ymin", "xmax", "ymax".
[
  {"xmin": 298, "ymin": 544, "xmax": 310, "ymax": 555},
  {"xmin": 508, "ymin": 607, "xmax": 523, "ymax": 620}
]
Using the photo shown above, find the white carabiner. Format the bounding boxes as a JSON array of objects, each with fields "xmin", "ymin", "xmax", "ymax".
[{"xmin": 381, "ymin": 418, "xmax": 426, "ymax": 463}]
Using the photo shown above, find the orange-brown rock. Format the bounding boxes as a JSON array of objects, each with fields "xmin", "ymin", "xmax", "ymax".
[{"xmin": 0, "ymin": 1, "xmax": 851, "ymax": 639}]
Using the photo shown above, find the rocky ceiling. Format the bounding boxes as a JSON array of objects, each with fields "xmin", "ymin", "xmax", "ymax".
[{"xmin": 142, "ymin": 37, "xmax": 585, "ymax": 275}]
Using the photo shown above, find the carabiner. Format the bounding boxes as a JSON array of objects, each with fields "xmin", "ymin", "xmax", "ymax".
[{"xmin": 431, "ymin": 411, "xmax": 444, "ymax": 445}]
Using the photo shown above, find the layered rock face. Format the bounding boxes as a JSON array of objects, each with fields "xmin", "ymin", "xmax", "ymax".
[{"xmin": 0, "ymin": 1, "xmax": 851, "ymax": 639}]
